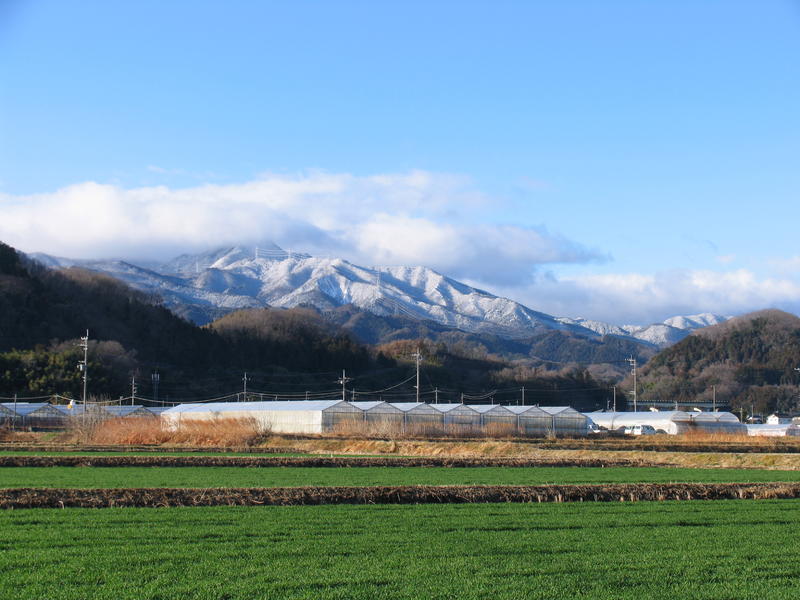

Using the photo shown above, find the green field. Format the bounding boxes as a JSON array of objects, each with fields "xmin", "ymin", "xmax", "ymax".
[
  {"xmin": 1, "ymin": 466, "xmax": 800, "ymax": 488},
  {"xmin": 1, "ymin": 500, "xmax": 799, "ymax": 599}
]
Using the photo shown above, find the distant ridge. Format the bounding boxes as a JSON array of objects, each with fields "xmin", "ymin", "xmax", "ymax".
[{"xmin": 30, "ymin": 242, "xmax": 728, "ymax": 347}]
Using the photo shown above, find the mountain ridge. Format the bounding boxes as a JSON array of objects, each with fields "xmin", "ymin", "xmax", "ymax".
[{"xmin": 30, "ymin": 243, "xmax": 728, "ymax": 348}]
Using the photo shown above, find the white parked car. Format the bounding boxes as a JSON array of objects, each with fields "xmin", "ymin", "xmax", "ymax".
[{"xmin": 623, "ymin": 424, "xmax": 656, "ymax": 436}]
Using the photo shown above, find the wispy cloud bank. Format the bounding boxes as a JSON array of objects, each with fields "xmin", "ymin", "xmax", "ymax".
[
  {"xmin": 507, "ymin": 268, "xmax": 800, "ymax": 324},
  {"xmin": 0, "ymin": 171, "xmax": 603, "ymax": 287}
]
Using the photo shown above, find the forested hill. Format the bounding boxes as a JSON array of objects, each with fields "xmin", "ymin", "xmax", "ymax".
[
  {"xmin": 0, "ymin": 241, "xmax": 374, "ymax": 399},
  {"xmin": 635, "ymin": 310, "xmax": 800, "ymax": 414}
]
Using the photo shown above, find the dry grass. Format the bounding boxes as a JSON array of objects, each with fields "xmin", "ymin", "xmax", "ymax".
[
  {"xmin": 72, "ymin": 417, "xmax": 267, "ymax": 447},
  {"xmin": 5, "ymin": 482, "xmax": 800, "ymax": 509}
]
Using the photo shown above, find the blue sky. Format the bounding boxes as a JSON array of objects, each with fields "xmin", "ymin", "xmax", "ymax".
[{"xmin": 1, "ymin": 1, "xmax": 799, "ymax": 323}]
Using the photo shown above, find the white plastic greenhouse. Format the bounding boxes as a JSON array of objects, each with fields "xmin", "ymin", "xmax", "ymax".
[
  {"xmin": 540, "ymin": 406, "xmax": 593, "ymax": 436},
  {"xmin": 349, "ymin": 401, "xmax": 404, "ymax": 426},
  {"xmin": 746, "ymin": 423, "xmax": 800, "ymax": 437},
  {"xmin": 688, "ymin": 411, "xmax": 746, "ymax": 434},
  {"xmin": 507, "ymin": 405, "xmax": 554, "ymax": 436},
  {"xmin": 161, "ymin": 400, "xmax": 362, "ymax": 434},
  {"xmin": 430, "ymin": 403, "xmax": 481, "ymax": 427},
  {"xmin": 104, "ymin": 405, "xmax": 155, "ymax": 418},
  {"xmin": 586, "ymin": 411, "xmax": 693, "ymax": 435},
  {"xmin": 1, "ymin": 402, "xmax": 65, "ymax": 429},
  {"xmin": 471, "ymin": 404, "xmax": 517, "ymax": 428}
]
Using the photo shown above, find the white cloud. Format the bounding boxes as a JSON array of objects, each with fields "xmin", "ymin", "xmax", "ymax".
[
  {"xmin": 508, "ymin": 268, "xmax": 800, "ymax": 324},
  {"xmin": 0, "ymin": 171, "xmax": 602, "ymax": 287}
]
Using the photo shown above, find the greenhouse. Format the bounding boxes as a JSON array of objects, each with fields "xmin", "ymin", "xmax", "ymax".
[
  {"xmin": 507, "ymin": 405, "xmax": 554, "ymax": 436},
  {"xmin": 471, "ymin": 404, "xmax": 517, "ymax": 429},
  {"xmin": 688, "ymin": 411, "xmax": 746, "ymax": 434},
  {"xmin": 540, "ymin": 406, "xmax": 593, "ymax": 435},
  {"xmin": 104, "ymin": 405, "xmax": 156, "ymax": 418},
  {"xmin": 1, "ymin": 402, "xmax": 65, "ymax": 429},
  {"xmin": 746, "ymin": 423, "xmax": 800, "ymax": 437},
  {"xmin": 161, "ymin": 400, "xmax": 362, "ymax": 434},
  {"xmin": 586, "ymin": 411, "xmax": 693, "ymax": 435},
  {"xmin": 389, "ymin": 403, "xmax": 444, "ymax": 428},
  {"xmin": 349, "ymin": 401, "xmax": 404, "ymax": 426},
  {"xmin": 431, "ymin": 403, "xmax": 481, "ymax": 427}
]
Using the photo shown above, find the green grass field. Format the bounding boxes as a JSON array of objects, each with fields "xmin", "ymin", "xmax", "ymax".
[
  {"xmin": 1, "ymin": 466, "xmax": 800, "ymax": 488},
  {"xmin": 1, "ymin": 500, "xmax": 799, "ymax": 599}
]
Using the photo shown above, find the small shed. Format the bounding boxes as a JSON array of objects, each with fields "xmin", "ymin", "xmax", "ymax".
[
  {"xmin": 766, "ymin": 413, "xmax": 796, "ymax": 425},
  {"xmin": 507, "ymin": 405, "xmax": 553, "ymax": 436},
  {"xmin": 470, "ymin": 404, "xmax": 517, "ymax": 428},
  {"xmin": 349, "ymin": 401, "xmax": 404, "ymax": 426},
  {"xmin": 431, "ymin": 403, "xmax": 481, "ymax": 427}
]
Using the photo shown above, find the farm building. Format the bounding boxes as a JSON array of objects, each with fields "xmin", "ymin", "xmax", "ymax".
[
  {"xmin": 471, "ymin": 404, "xmax": 517, "ymax": 429},
  {"xmin": 431, "ymin": 403, "xmax": 481, "ymax": 427},
  {"xmin": 1, "ymin": 402, "xmax": 65, "ymax": 429},
  {"xmin": 349, "ymin": 401, "xmax": 404, "ymax": 426},
  {"xmin": 104, "ymin": 405, "xmax": 155, "ymax": 418},
  {"xmin": 390, "ymin": 403, "xmax": 444, "ymax": 428},
  {"xmin": 746, "ymin": 423, "xmax": 800, "ymax": 437},
  {"xmin": 766, "ymin": 413, "xmax": 796, "ymax": 425},
  {"xmin": 161, "ymin": 400, "xmax": 362, "ymax": 434},
  {"xmin": 586, "ymin": 411, "xmax": 693, "ymax": 435},
  {"xmin": 507, "ymin": 405, "xmax": 555, "ymax": 436},
  {"xmin": 688, "ymin": 411, "xmax": 746, "ymax": 434},
  {"xmin": 540, "ymin": 406, "xmax": 593, "ymax": 436}
]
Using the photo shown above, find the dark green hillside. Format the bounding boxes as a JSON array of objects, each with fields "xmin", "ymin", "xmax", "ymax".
[
  {"xmin": 0, "ymin": 242, "xmax": 377, "ymax": 399},
  {"xmin": 0, "ymin": 241, "xmax": 614, "ymax": 408},
  {"xmin": 635, "ymin": 310, "xmax": 800, "ymax": 414},
  {"xmin": 325, "ymin": 304, "xmax": 654, "ymax": 377}
]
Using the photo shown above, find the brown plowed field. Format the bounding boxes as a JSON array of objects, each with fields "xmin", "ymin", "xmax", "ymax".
[
  {"xmin": 0, "ymin": 455, "xmax": 659, "ymax": 468},
  {"xmin": 3, "ymin": 482, "xmax": 800, "ymax": 508}
]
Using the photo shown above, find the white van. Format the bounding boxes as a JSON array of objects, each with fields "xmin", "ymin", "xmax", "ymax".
[{"xmin": 623, "ymin": 424, "xmax": 656, "ymax": 436}]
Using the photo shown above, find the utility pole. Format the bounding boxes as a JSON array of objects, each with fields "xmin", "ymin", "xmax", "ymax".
[
  {"xmin": 626, "ymin": 357, "xmax": 637, "ymax": 412},
  {"xmin": 521, "ymin": 386, "xmax": 525, "ymax": 406},
  {"xmin": 77, "ymin": 330, "xmax": 89, "ymax": 407},
  {"xmin": 151, "ymin": 372, "xmax": 160, "ymax": 405},
  {"xmin": 712, "ymin": 385, "xmax": 716, "ymax": 412},
  {"xmin": 411, "ymin": 347, "xmax": 423, "ymax": 404},
  {"xmin": 242, "ymin": 372, "xmax": 249, "ymax": 402},
  {"xmin": 130, "ymin": 376, "xmax": 137, "ymax": 405},
  {"xmin": 434, "ymin": 387, "xmax": 439, "ymax": 404},
  {"xmin": 12, "ymin": 393, "xmax": 17, "ymax": 431},
  {"xmin": 338, "ymin": 370, "xmax": 351, "ymax": 403},
  {"xmin": 612, "ymin": 386, "xmax": 616, "ymax": 412}
]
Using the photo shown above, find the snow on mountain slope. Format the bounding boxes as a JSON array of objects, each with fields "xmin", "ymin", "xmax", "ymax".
[{"xmin": 28, "ymin": 244, "xmax": 728, "ymax": 345}]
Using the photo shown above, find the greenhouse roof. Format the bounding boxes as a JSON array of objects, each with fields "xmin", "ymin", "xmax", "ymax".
[
  {"xmin": 163, "ymin": 400, "xmax": 347, "ymax": 414},
  {"xmin": 505, "ymin": 405, "xmax": 548, "ymax": 415},
  {"xmin": 430, "ymin": 403, "xmax": 478, "ymax": 413},
  {"xmin": 105, "ymin": 405, "xmax": 150, "ymax": 416},
  {"xmin": 470, "ymin": 404, "xmax": 514, "ymax": 414},
  {"xmin": 1, "ymin": 402, "xmax": 59, "ymax": 416},
  {"xmin": 349, "ymin": 401, "xmax": 396, "ymax": 411},
  {"xmin": 389, "ymin": 402, "xmax": 437, "ymax": 412}
]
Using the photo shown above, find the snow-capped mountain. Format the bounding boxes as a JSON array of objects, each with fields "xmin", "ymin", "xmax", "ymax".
[
  {"xmin": 558, "ymin": 313, "xmax": 729, "ymax": 347},
  {"xmin": 29, "ymin": 244, "xmax": 728, "ymax": 346}
]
